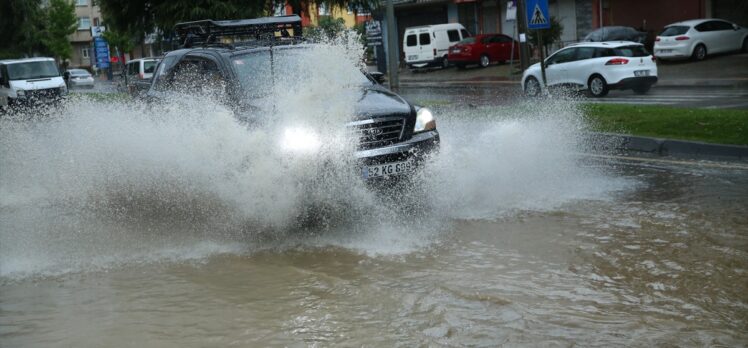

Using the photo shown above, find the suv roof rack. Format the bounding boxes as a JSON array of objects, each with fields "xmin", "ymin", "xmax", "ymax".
[{"xmin": 175, "ymin": 15, "xmax": 303, "ymax": 48}]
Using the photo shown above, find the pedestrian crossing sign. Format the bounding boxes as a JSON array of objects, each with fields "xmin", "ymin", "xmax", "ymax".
[{"xmin": 526, "ymin": 0, "xmax": 550, "ymax": 29}]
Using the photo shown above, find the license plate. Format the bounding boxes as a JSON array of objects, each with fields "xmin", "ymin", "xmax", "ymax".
[
  {"xmin": 408, "ymin": 55, "xmax": 418, "ymax": 61},
  {"xmin": 634, "ymin": 70, "xmax": 650, "ymax": 77},
  {"xmin": 362, "ymin": 160, "xmax": 415, "ymax": 179},
  {"xmin": 452, "ymin": 49, "xmax": 461, "ymax": 53}
]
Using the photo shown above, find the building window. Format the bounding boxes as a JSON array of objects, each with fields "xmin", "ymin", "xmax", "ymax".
[
  {"xmin": 82, "ymin": 47, "xmax": 90, "ymax": 58},
  {"xmin": 76, "ymin": 0, "xmax": 87, "ymax": 6},
  {"xmin": 78, "ymin": 17, "xmax": 91, "ymax": 30},
  {"xmin": 93, "ymin": 17, "xmax": 99, "ymax": 26}
]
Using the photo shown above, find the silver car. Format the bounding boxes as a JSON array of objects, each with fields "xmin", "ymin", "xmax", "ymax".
[{"xmin": 64, "ymin": 69, "xmax": 95, "ymax": 89}]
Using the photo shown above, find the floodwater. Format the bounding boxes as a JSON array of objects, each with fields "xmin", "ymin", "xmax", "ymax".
[{"xmin": 2, "ymin": 40, "xmax": 747, "ymax": 346}]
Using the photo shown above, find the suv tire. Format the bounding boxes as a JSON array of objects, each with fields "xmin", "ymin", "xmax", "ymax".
[
  {"xmin": 479, "ymin": 54, "xmax": 490, "ymax": 68},
  {"xmin": 692, "ymin": 44, "xmax": 707, "ymax": 61},
  {"xmin": 524, "ymin": 76, "xmax": 541, "ymax": 97},
  {"xmin": 587, "ymin": 75, "xmax": 609, "ymax": 98},
  {"xmin": 442, "ymin": 56, "xmax": 450, "ymax": 69}
]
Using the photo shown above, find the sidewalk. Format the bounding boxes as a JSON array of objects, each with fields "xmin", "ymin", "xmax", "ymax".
[{"xmin": 382, "ymin": 52, "xmax": 748, "ymax": 88}]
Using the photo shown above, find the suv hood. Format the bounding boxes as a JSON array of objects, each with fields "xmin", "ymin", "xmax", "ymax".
[{"xmin": 353, "ymin": 85, "xmax": 413, "ymax": 120}]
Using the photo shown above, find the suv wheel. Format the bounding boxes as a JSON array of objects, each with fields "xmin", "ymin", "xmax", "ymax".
[
  {"xmin": 479, "ymin": 55, "xmax": 490, "ymax": 68},
  {"xmin": 524, "ymin": 76, "xmax": 541, "ymax": 97},
  {"xmin": 442, "ymin": 56, "xmax": 450, "ymax": 69},
  {"xmin": 588, "ymin": 75, "xmax": 609, "ymax": 98},
  {"xmin": 692, "ymin": 44, "xmax": 707, "ymax": 61}
]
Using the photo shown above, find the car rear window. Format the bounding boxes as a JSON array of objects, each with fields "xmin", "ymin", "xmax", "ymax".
[
  {"xmin": 458, "ymin": 37, "xmax": 475, "ymax": 44},
  {"xmin": 143, "ymin": 61, "xmax": 157, "ymax": 74},
  {"xmin": 406, "ymin": 34, "xmax": 417, "ymax": 47},
  {"xmin": 419, "ymin": 33, "xmax": 431, "ymax": 45},
  {"xmin": 660, "ymin": 26, "xmax": 689, "ymax": 36},
  {"xmin": 612, "ymin": 45, "xmax": 650, "ymax": 57}
]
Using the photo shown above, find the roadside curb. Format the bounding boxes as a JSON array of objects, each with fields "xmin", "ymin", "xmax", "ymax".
[{"xmin": 588, "ymin": 132, "xmax": 748, "ymax": 161}]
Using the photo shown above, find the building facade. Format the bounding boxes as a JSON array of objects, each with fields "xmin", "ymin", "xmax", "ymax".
[{"xmin": 67, "ymin": 0, "xmax": 102, "ymax": 69}]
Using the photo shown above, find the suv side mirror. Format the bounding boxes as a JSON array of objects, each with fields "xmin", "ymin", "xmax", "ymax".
[
  {"xmin": 734, "ymin": 24, "xmax": 741, "ymax": 31},
  {"xmin": 370, "ymin": 71, "xmax": 386, "ymax": 84}
]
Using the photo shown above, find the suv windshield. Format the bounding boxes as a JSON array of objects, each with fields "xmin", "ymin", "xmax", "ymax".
[
  {"xmin": 232, "ymin": 48, "xmax": 371, "ymax": 98},
  {"xmin": 660, "ymin": 26, "xmax": 689, "ymax": 36},
  {"xmin": 7, "ymin": 60, "xmax": 59, "ymax": 80}
]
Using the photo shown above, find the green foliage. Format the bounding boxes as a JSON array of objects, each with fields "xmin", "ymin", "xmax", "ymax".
[
  {"xmin": 103, "ymin": 30, "xmax": 135, "ymax": 58},
  {"xmin": 584, "ymin": 103, "xmax": 748, "ymax": 145},
  {"xmin": 0, "ymin": 0, "xmax": 46, "ymax": 58},
  {"xmin": 527, "ymin": 16, "xmax": 563, "ymax": 55},
  {"xmin": 97, "ymin": 0, "xmax": 268, "ymax": 39},
  {"xmin": 304, "ymin": 17, "xmax": 347, "ymax": 40},
  {"xmin": 43, "ymin": 0, "xmax": 78, "ymax": 64}
]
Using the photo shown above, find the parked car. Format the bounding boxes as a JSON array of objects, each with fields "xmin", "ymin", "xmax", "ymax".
[
  {"xmin": 583, "ymin": 26, "xmax": 647, "ymax": 44},
  {"xmin": 121, "ymin": 57, "xmax": 161, "ymax": 96},
  {"xmin": 654, "ymin": 19, "xmax": 748, "ymax": 61},
  {"xmin": 522, "ymin": 41, "xmax": 658, "ymax": 97},
  {"xmin": 403, "ymin": 23, "xmax": 470, "ymax": 69},
  {"xmin": 64, "ymin": 68, "xmax": 95, "ymax": 89},
  {"xmin": 447, "ymin": 34, "xmax": 519, "ymax": 68},
  {"xmin": 0, "ymin": 57, "xmax": 67, "ymax": 109},
  {"xmin": 148, "ymin": 15, "xmax": 439, "ymax": 181}
]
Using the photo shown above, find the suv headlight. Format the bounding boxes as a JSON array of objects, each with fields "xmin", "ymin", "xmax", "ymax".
[{"xmin": 414, "ymin": 107, "xmax": 436, "ymax": 133}]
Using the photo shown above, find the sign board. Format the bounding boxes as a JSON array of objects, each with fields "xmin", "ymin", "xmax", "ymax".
[
  {"xmin": 526, "ymin": 0, "xmax": 550, "ymax": 30},
  {"xmin": 91, "ymin": 26, "xmax": 106, "ymax": 38},
  {"xmin": 365, "ymin": 20, "xmax": 381, "ymax": 36},
  {"xmin": 93, "ymin": 37, "xmax": 111, "ymax": 69},
  {"xmin": 506, "ymin": 1, "xmax": 516, "ymax": 21}
]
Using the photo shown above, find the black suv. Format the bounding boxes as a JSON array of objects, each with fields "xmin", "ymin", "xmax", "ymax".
[{"xmin": 147, "ymin": 15, "xmax": 439, "ymax": 181}]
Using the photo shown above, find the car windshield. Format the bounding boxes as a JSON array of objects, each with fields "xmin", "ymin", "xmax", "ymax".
[
  {"xmin": 232, "ymin": 48, "xmax": 371, "ymax": 99},
  {"xmin": 7, "ymin": 60, "xmax": 59, "ymax": 80},
  {"xmin": 69, "ymin": 69, "xmax": 90, "ymax": 76},
  {"xmin": 458, "ymin": 37, "xmax": 476, "ymax": 44},
  {"xmin": 660, "ymin": 26, "xmax": 689, "ymax": 36},
  {"xmin": 612, "ymin": 45, "xmax": 650, "ymax": 57}
]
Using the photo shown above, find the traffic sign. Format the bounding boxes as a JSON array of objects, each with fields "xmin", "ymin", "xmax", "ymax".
[{"xmin": 526, "ymin": 0, "xmax": 550, "ymax": 30}]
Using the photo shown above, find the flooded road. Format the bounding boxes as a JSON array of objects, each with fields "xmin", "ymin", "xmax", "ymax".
[{"xmin": 2, "ymin": 135, "xmax": 747, "ymax": 346}]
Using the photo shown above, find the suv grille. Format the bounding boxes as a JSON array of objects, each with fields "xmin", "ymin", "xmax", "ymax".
[{"xmin": 349, "ymin": 117, "xmax": 405, "ymax": 150}]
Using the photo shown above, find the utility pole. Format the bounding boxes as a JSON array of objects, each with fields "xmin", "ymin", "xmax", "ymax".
[
  {"xmin": 385, "ymin": 0, "xmax": 399, "ymax": 91},
  {"xmin": 516, "ymin": 0, "xmax": 530, "ymax": 71}
]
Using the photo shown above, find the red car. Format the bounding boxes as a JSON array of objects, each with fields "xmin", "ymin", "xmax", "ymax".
[{"xmin": 447, "ymin": 34, "xmax": 520, "ymax": 68}]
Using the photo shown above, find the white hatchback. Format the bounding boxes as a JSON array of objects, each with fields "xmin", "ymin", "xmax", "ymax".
[
  {"xmin": 654, "ymin": 19, "xmax": 748, "ymax": 61},
  {"xmin": 522, "ymin": 42, "xmax": 658, "ymax": 97}
]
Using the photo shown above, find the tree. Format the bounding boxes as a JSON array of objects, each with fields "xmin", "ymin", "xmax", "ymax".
[
  {"xmin": 304, "ymin": 16, "xmax": 347, "ymax": 40},
  {"xmin": 0, "ymin": 0, "xmax": 46, "ymax": 58},
  {"xmin": 43, "ymin": 0, "xmax": 78, "ymax": 66},
  {"xmin": 103, "ymin": 29, "xmax": 136, "ymax": 69},
  {"xmin": 527, "ymin": 16, "xmax": 563, "ymax": 57}
]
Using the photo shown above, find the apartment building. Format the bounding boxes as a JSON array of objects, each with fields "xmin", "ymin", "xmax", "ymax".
[{"xmin": 67, "ymin": 0, "xmax": 102, "ymax": 69}]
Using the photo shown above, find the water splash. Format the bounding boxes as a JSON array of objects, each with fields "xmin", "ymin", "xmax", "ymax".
[{"xmin": 0, "ymin": 35, "xmax": 627, "ymax": 279}]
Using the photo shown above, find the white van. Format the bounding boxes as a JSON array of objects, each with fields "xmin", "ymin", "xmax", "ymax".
[
  {"xmin": 0, "ymin": 57, "xmax": 67, "ymax": 108},
  {"xmin": 403, "ymin": 23, "xmax": 470, "ymax": 69}
]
